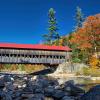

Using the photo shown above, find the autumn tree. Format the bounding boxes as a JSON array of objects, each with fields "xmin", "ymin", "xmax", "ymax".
[
  {"xmin": 43, "ymin": 8, "xmax": 60, "ymax": 45},
  {"xmin": 67, "ymin": 7, "xmax": 85, "ymax": 62},
  {"xmin": 83, "ymin": 14, "xmax": 100, "ymax": 53},
  {"xmin": 70, "ymin": 14, "xmax": 100, "ymax": 63}
]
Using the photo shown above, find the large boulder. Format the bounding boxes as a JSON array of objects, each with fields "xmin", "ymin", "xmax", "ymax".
[
  {"xmin": 23, "ymin": 80, "xmax": 34, "ymax": 92},
  {"xmin": 35, "ymin": 75, "xmax": 49, "ymax": 88},
  {"xmin": 0, "ymin": 80, "xmax": 5, "ymax": 90},
  {"xmin": 52, "ymin": 62, "xmax": 88, "ymax": 74},
  {"xmin": 63, "ymin": 80, "xmax": 85, "ymax": 96},
  {"xmin": 52, "ymin": 89, "xmax": 67, "ymax": 99},
  {"xmin": 0, "ymin": 91, "xmax": 12, "ymax": 100},
  {"xmin": 44, "ymin": 86, "xmax": 55, "ymax": 97},
  {"xmin": 35, "ymin": 75, "xmax": 59, "ymax": 88},
  {"xmin": 29, "ymin": 93, "xmax": 45, "ymax": 100},
  {"xmin": 80, "ymin": 85, "xmax": 100, "ymax": 100},
  {"xmin": 12, "ymin": 90, "xmax": 22, "ymax": 99},
  {"xmin": 34, "ymin": 85, "xmax": 44, "ymax": 94},
  {"xmin": 4, "ymin": 75, "xmax": 12, "ymax": 82}
]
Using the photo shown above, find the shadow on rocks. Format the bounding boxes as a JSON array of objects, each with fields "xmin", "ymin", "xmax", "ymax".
[
  {"xmin": 79, "ymin": 85, "xmax": 100, "ymax": 100},
  {"xmin": 62, "ymin": 80, "xmax": 85, "ymax": 97}
]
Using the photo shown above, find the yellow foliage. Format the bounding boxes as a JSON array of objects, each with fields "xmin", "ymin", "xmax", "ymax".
[
  {"xmin": 59, "ymin": 38, "xmax": 63, "ymax": 46},
  {"xmin": 76, "ymin": 67, "xmax": 100, "ymax": 77},
  {"xmin": 89, "ymin": 56, "xmax": 100, "ymax": 68},
  {"xmin": 24, "ymin": 64, "xmax": 45, "ymax": 73},
  {"xmin": 10, "ymin": 64, "xmax": 18, "ymax": 71}
]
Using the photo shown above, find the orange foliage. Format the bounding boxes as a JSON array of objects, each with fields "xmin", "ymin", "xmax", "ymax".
[{"xmin": 70, "ymin": 14, "xmax": 100, "ymax": 50}]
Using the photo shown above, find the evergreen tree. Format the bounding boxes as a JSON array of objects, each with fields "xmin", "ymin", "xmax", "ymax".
[
  {"xmin": 69, "ymin": 7, "xmax": 84, "ymax": 62},
  {"xmin": 43, "ymin": 8, "xmax": 60, "ymax": 45},
  {"xmin": 75, "ymin": 6, "xmax": 84, "ymax": 31}
]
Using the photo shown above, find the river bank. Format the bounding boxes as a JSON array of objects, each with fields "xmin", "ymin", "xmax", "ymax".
[
  {"xmin": 0, "ymin": 73, "xmax": 100, "ymax": 100},
  {"xmin": 48, "ymin": 73, "xmax": 100, "ymax": 83}
]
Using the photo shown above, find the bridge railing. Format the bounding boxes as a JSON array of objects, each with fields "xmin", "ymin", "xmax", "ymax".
[{"xmin": 0, "ymin": 56, "xmax": 66, "ymax": 64}]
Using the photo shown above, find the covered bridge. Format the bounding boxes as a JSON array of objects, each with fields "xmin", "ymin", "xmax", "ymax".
[{"xmin": 0, "ymin": 43, "xmax": 71, "ymax": 65}]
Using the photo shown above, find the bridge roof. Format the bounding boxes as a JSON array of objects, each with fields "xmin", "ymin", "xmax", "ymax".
[{"xmin": 0, "ymin": 43, "xmax": 71, "ymax": 51}]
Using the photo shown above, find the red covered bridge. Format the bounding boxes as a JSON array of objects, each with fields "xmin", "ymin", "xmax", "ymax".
[{"xmin": 0, "ymin": 43, "xmax": 71, "ymax": 65}]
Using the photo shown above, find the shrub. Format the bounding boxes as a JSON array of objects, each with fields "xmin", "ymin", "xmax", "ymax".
[
  {"xmin": 76, "ymin": 67, "xmax": 100, "ymax": 77},
  {"xmin": 18, "ymin": 64, "xmax": 25, "ymax": 71},
  {"xmin": 24, "ymin": 64, "xmax": 46, "ymax": 73},
  {"xmin": 0, "ymin": 64, "xmax": 46, "ymax": 73},
  {"xmin": 9, "ymin": 64, "xmax": 18, "ymax": 71},
  {"xmin": 72, "ymin": 58, "xmax": 81, "ymax": 63},
  {"xmin": 82, "ymin": 67, "xmax": 90, "ymax": 76},
  {"xmin": 4, "ymin": 64, "xmax": 11, "ymax": 70}
]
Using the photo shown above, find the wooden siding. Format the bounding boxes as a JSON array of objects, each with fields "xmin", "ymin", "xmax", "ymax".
[{"xmin": 0, "ymin": 49, "xmax": 71, "ymax": 64}]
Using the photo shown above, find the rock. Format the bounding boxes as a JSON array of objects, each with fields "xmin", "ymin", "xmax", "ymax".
[
  {"xmin": 31, "ymin": 76, "xmax": 37, "ymax": 81},
  {"xmin": 23, "ymin": 86, "xmax": 33, "ymax": 93},
  {"xmin": 0, "ymin": 80, "xmax": 5, "ymax": 90},
  {"xmin": 64, "ymin": 80, "xmax": 74, "ymax": 85},
  {"xmin": 18, "ymin": 85, "xmax": 22, "ymax": 89},
  {"xmin": 61, "ymin": 96, "xmax": 74, "ymax": 100},
  {"xmin": 0, "ymin": 91, "xmax": 12, "ymax": 100},
  {"xmin": 12, "ymin": 90, "xmax": 22, "ymax": 99},
  {"xmin": 34, "ymin": 87, "xmax": 44, "ymax": 94},
  {"xmin": 52, "ymin": 89, "xmax": 67, "ymax": 99},
  {"xmin": 44, "ymin": 86, "xmax": 55, "ymax": 97},
  {"xmin": 36, "ymin": 75, "xmax": 59, "ymax": 87},
  {"xmin": 0, "ymin": 90, "xmax": 5, "ymax": 99},
  {"xmin": 23, "ymin": 76, "xmax": 28, "ymax": 80},
  {"xmin": 13, "ymin": 97, "xmax": 22, "ymax": 100},
  {"xmin": 52, "ymin": 62, "xmax": 88, "ymax": 74},
  {"xmin": 22, "ymin": 84, "xmax": 26, "ymax": 88},
  {"xmin": 29, "ymin": 93, "xmax": 45, "ymax": 100},
  {"xmin": 4, "ymin": 75, "xmax": 12, "ymax": 82},
  {"xmin": 48, "ymin": 79, "xmax": 59, "ymax": 86},
  {"xmin": 0, "ymin": 75, "xmax": 4, "ymax": 79},
  {"xmin": 36, "ymin": 75, "xmax": 49, "ymax": 88},
  {"xmin": 23, "ymin": 80, "xmax": 34, "ymax": 92},
  {"xmin": 55, "ymin": 85, "xmax": 61, "ymax": 90},
  {"xmin": 63, "ymin": 80, "xmax": 85, "ymax": 96},
  {"xmin": 21, "ymin": 93, "xmax": 34, "ymax": 99},
  {"xmin": 0, "ymin": 74, "xmax": 87, "ymax": 100},
  {"xmin": 6, "ymin": 82, "xmax": 15, "ymax": 99},
  {"xmin": 80, "ymin": 85, "xmax": 100, "ymax": 100},
  {"xmin": 6, "ymin": 82, "xmax": 14, "ymax": 91}
]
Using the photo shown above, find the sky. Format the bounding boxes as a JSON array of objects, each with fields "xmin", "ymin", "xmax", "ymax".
[{"xmin": 0, "ymin": 0, "xmax": 100, "ymax": 44}]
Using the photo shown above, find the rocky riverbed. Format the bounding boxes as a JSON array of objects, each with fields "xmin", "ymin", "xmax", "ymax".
[{"xmin": 0, "ymin": 74, "xmax": 100, "ymax": 100}]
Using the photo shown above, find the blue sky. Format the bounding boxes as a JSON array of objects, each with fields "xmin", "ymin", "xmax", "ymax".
[{"xmin": 0, "ymin": 0, "xmax": 100, "ymax": 44}]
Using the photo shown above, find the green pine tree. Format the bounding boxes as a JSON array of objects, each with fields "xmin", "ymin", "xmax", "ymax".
[
  {"xmin": 75, "ymin": 6, "xmax": 84, "ymax": 31},
  {"xmin": 43, "ymin": 8, "xmax": 60, "ymax": 45}
]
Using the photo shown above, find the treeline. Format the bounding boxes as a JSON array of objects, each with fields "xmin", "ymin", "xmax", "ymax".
[{"xmin": 43, "ymin": 7, "xmax": 100, "ymax": 65}]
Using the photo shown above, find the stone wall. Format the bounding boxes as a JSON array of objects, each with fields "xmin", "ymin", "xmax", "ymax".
[{"xmin": 53, "ymin": 62, "xmax": 88, "ymax": 74}]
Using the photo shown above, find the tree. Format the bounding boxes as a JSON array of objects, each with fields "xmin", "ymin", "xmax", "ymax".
[
  {"xmin": 70, "ymin": 14, "xmax": 100, "ymax": 63},
  {"xmin": 83, "ymin": 14, "xmax": 100, "ymax": 53},
  {"xmin": 43, "ymin": 8, "xmax": 60, "ymax": 45},
  {"xmin": 75, "ymin": 6, "xmax": 84, "ymax": 31},
  {"xmin": 68, "ymin": 7, "xmax": 84, "ymax": 63}
]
